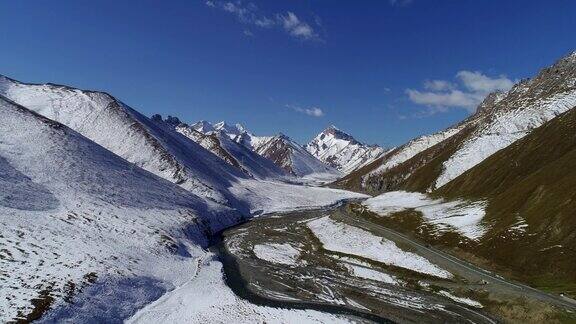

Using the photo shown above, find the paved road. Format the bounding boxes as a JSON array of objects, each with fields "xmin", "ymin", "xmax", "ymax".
[{"xmin": 331, "ymin": 206, "xmax": 576, "ymax": 312}]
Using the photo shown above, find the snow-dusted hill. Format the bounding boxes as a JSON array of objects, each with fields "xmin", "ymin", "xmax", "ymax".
[
  {"xmin": 335, "ymin": 51, "xmax": 576, "ymax": 194},
  {"xmin": 0, "ymin": 95, "xmax": 242, "ymax": 322},
  {"xmin": 0, "ymin": 75, "xmax": 248, "ymax": 206},
  {"xmin": 306, "ymin": 125, "xmax": 385, "ymax": 174}
]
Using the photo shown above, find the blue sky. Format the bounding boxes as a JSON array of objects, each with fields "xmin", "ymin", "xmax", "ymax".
[{"xmin": 1, "ymin": 1, "xmax": 574, "ymax": 146}]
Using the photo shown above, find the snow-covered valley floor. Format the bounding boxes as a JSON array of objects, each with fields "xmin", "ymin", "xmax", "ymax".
[{"xmin": 127, "ymin": 253, "xmax": 354, "ymax": 324}]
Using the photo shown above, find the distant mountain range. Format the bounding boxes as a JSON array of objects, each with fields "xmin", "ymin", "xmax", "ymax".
[{"xmin": 182, "ymin": 120, "xmax": 382, "ymax": 178}]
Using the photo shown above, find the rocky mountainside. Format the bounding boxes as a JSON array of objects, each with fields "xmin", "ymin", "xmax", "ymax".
[
  {"xmin": 334, "ymin": 51, "xmax": 576, "ymax": 194},
  {"xmin": 306, "ymin": 125, "xmax": 385, "ymax": 174}
]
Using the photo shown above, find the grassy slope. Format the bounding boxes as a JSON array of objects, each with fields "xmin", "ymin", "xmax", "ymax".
[{"xmin": 437, "ymin": 107, "xmax": 576, "ymax": 293}]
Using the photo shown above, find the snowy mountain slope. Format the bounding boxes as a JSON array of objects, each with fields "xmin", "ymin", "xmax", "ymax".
[
  {"xmin": 332, "ymin": 123, "xmax": 467, "ymax": 193},
  {"xmin": 0, "ymin": 96, "xmax": 242, "ymax": 322},
  {"xmin": 368, "ymin": 125, "xmax": 466, "ymax": 178},
  {"xmin": 306, "ymin": 125, "xmax": 386, "ymax": 174},
  {"xmin": 434, "ymin": 52, "xmax": 576, "ymax": 188},
  {"xmin": 157, "ymin": 116, "xmax": 288, "ymax": 179},
  {"xmin": 213, "ymin": 121, "xmax": 246, "ymax": 139},
  {"xmin": 334, "ymin": 51, "xmax": 576, "ymax": 194},
  {"xmin": 0, "ymin": 75, "xmax": 247, "ymax": 206},
  {"xmin": 254, "ymin": 134, "xmax": 341, "ymax": 177}
]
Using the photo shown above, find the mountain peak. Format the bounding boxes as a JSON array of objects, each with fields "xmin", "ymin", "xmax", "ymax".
[
  {"xmin": 319, "ymin": 125, "xmax": 358, "ymax": 144},
  {"xmin": 150, "ymin": 114, "xmax": 183, "ymax": 127},
  {"xmin": 214, "ymin": 121, "xmax": 244, "ymax": 136},
  {"xmin": 192, "ymin": 120, "xmax": 215, "ymax": 133},
  {"xmin": 306, "ymin": 126, "xmax": 384, "ymax": 173}
]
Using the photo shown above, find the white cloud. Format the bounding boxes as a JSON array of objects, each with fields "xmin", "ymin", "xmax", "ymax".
[
  {"xmin": 406, "ymin": 89, "xmax": 482, "ymax": 112},
  {"xmin": 278, "ymin": 12, "xmax": 318, "ymax": 40},
  {"xmin": 406, "ymin": 70, "xmax": 515, "ymax": 113},
  {"xmin": 456, "ymin": 71, "xmax": 515, "ymax": 93},
  {"xmin": 206, "ymin": 1, "xmax": 321, "ymax": 41},
  {"xmin": 423, "ymin": 79, "xmax": 455, "ymax": 91},
  {"xmin": 286, "ymin": 105, "xmax": 325, "ymax": 117}
]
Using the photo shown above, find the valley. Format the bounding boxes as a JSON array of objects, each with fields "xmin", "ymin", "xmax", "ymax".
[{"xmin": 216, "ymin": 202, "xmax": 576, "ymax": 323}]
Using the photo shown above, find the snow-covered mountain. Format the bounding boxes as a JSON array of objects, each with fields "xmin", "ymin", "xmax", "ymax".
[
  {"xmin": 213, "ymin": 121, "xmax": 246, "ymax": 138},
  {"xmin": 0, "ymin": 95, "xmax": 242, "ymax": 321},
  {"xmin": 253, "ymin": 134, "xmax": 340, "ymax": 177},
  {"xmin": 191, "ymin": 120, "xmax": 339, "ymax": 178},
  {"xmin": 306, "ymin": 125, "xmax": 386, "ymax": 174},
  {"xmin": 335, "ymin": 51, "xmax": 576, "ymax": 194},
  {"xmin": 156, "ymin": 116, "xmax": 288, "ymax": 179},
  {"xmin": 0, "ymin": 75, "xmax": 361, "ymax": 211},
  {"xmin": 191, "ymin": 120, "xmax": 215, "ymax": 133},
  {"xmin": 233, "ymin": 130, "xmax": 274, "ymax": 152}
]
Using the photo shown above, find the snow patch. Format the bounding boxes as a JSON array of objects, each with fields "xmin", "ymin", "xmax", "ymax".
[
  {"xmin": 307, "ymin": 217, "xmax": 452, "ymax": 278},
  {"xmin": 344, "ymin": 264, "xmax": 398, "ymax": 285},
  {"xmin": 438, "ymin": 291, "xmax": 483, "ymax": 308},
  {"xmin": 364, "ymin": 191, "xmax": 487, "ymax": 240},
  {"xmin": 253, "ymin": 243, "xmax": 300, "ymax": 266}
]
